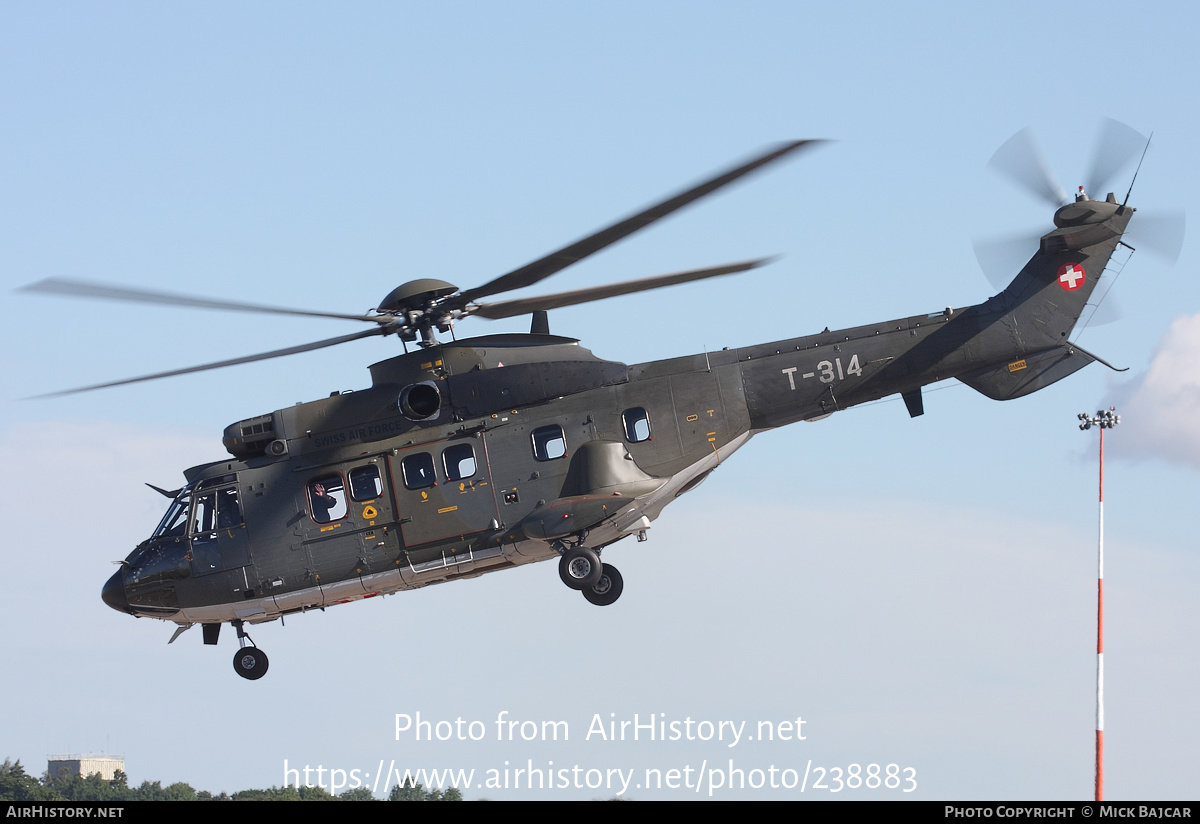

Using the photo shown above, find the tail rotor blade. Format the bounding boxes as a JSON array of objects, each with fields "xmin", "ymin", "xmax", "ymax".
[
  {"xmin": 988, "ymin": 128, "xmax": 1067, "ymax": 208},
  {"xmin": 1129, "ymin": 209, "xmax": 1186, "ymax": 264},
  {"xmin": 1083, "ymin": 295, "xmax": 1125, "ymax": 328},
  {"xmin": 972, "ymin": 228, "xmax": 1043, "ymax": 290},
  {"xmin": 1086, "ymin": 118, "xmax": 1146, "ymax": 197}
]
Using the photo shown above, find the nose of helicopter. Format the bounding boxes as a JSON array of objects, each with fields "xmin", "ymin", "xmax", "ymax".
[{"xmin": 102, "ymin": 569, "xmax": 131, "ymax": 614}]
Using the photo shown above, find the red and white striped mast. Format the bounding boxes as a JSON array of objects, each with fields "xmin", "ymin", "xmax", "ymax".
[{"xmin": 1077, "ymin": 406, "xmax": 1120, "ymax": 802}]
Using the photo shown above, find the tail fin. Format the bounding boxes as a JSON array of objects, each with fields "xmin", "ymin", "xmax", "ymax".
[
  {"xmin": 998, "ymin": 195, "xmax": 1133, "ymax": 342},
  {"xmin": 962, "ymin": 195, "xmax": 1133, "ymax": 400}
]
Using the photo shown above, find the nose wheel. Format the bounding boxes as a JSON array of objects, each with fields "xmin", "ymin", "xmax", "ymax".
[
  {"xmin": 231, "ymin": 620, "xmax": 269, "ymax": 680},
  {"xmin": 233, "ymin": 646, "xmax": 269, "ymax": 680}
]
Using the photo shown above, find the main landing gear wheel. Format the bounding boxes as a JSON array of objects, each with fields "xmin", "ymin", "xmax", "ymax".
[
  {"xmin": 559, "ymin": 545, "xmax": 603, "ymax": 590},
  {"xmin": 233, "ymin": 646, "xmax": 269, "ymax": 680},
  {"xmin": 583, "ymin": 563, "xmax": 623, "ymax": 606}
]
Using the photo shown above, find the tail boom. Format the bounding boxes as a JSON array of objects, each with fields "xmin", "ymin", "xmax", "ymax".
[{"xmin": 740, "ymin": 198, "xmax": 1132, "ymax": 427}]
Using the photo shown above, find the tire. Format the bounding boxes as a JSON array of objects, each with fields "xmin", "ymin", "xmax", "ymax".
[
  {"xmin": 233, "ymin": 646, "xmax": 269, "ymax": 680},
  {"xmin": 558, "ymin": 546, "xmax": 602, "ymax": 590},
  {"xmin": 583, "ymin": 563, "xmax": 623, "ymax": 606}
]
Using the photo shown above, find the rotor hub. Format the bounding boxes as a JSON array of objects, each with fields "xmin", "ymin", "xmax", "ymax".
[
  {"xmin": 376, "ymin": 279, "xmax": 462, "ymax": 346},
  {"xmin": 377, "ymin": 279, "xmax": 459, "ymax": 314}
]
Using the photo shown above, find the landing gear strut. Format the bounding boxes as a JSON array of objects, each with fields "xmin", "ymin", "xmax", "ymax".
[{"xmin": 231, "ymin": 620, "xmax": 269, "ymax": 680}]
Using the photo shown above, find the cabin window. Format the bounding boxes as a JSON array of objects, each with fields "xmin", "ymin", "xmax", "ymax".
[
  {"xmin": 308, "ymin": 474, "xmax": 348, "ymax": 523},
  {"xmin": 349, "ymin": 465, "xmax": 383, "ymax": 501},
  {"xmin": 531, "ymin": 425, "xmax": 567, "ymax": 461},
  {"xmin": 443, "ymin": 443, "xmax": 477, "ymax": 481},
  {"xmin": 402, "ymin": 452, "xmax": 437, "ymax": 489},
  {"xmin": 622, "ymin": 407, "xmax": 652, "ymax": 443}
]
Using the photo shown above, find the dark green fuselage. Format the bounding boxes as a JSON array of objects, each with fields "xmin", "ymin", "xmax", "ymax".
[{"xmin": 104, "ymin": 198, "xmax": 1131, "ymax": 629}]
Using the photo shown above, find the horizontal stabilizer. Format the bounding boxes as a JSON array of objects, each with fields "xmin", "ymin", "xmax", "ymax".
[{"xmin": 958, "ymin": 346, "xmax": 1095, "ymax": 401}]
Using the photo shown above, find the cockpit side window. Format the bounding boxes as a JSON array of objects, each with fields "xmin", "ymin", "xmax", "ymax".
[
  {"xmin": 216, "ymin": 487, "xmax": 243, "ymax": 528},
  {"xmin": 192, "ymin": 491, "xmax": 218, "ymax": 534},
  {"xmin": 189, "ymin": 482, "xmax": 242, "ymax": 575},
  {"xmin": 308, "ymin": 474, "xmax": 348, "ymax": 523}
]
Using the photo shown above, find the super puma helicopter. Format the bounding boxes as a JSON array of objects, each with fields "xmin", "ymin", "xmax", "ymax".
[{"xmin": 25, "ymin": 137, "xmax": 1147, "ymax": 680}]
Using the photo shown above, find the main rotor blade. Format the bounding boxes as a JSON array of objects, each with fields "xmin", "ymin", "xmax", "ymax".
[
  {"xmin": 988, "ymin": 128, "xmax": 1067, "ymax": 208},
  {"xmin": 33, "ymin": 327, "xmax": 388, "ymax": 398},
  {"xmin": 19, "ymin": 277, "xmax": 389, "ymax": 325},
  {"xmin": 1086, "ymin": 118, "xmax": 1146, "ymax": 198},
  {"xmin": 469, "ymin": 258, "xmax": 776, "ymax": 320},
  {"xmin": 456, "ymin": 140, "xmax": 823, "ymax": 305}
]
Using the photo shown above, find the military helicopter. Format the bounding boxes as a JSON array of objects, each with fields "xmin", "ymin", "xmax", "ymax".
[{"xmin": 23, "ymin": 136, "xmax": 1155, "ymax": 680}]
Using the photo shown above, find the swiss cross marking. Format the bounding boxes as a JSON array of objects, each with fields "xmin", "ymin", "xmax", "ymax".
[{"xmin": 1057, "ymin": 263, "xmax": 1086, "ymax": 291}]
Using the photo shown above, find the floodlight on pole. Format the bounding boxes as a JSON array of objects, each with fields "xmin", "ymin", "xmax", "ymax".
[{"xmin": 1077, "ymin": 406, "xmax": 1120, "ymax": 802}]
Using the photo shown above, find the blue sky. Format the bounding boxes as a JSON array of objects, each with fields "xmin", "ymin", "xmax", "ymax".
[{"xmin": 2, "ymin": 2, "xmax": 1198, "ymax": 800}]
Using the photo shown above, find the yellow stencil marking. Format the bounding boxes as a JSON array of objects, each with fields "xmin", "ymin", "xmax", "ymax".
[{"xmin": 1008, "ymin": 359, "xmax": 1028, "ymax": 373}]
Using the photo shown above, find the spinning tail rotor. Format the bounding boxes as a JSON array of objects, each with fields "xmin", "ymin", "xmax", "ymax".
[{"xmin": 974, "ymin": 120, "xmax": 1184, "ymax": 298}]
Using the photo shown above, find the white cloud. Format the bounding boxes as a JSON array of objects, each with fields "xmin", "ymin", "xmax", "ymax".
[{"xmin": 1105, "ymin": 313, "xmax": 1200, "ymax": 469}]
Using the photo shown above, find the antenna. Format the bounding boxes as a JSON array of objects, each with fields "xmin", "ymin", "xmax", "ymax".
[{"xmin": 1122, "ymin": 132, "xmax": 1154, "ymax": 207}]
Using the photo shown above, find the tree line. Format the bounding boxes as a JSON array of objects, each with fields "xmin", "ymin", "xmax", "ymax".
[{"xmin": 0, "ymin": 758, "xmax": 462, "ymax": 801}]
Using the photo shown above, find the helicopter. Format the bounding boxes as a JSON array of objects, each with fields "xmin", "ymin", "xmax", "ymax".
[{"xmin": 23, "ymin": 137, "xmax": 1149, "ymax": 680}]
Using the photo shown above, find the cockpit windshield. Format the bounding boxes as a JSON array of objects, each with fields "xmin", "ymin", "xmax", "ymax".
[
  {"xmin": 152, "ymin": 487, "xmax": 193, "ymax": 540},
  {"xmin": 149, "ymin": 473, "xmax": 240, "ymax": 542}
]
